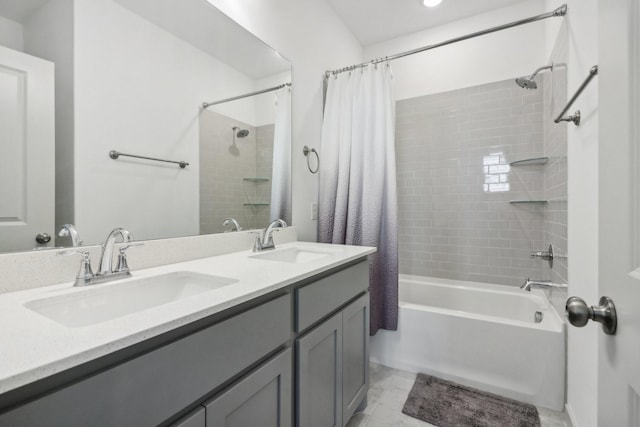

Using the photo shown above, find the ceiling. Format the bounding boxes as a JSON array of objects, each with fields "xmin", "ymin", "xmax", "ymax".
[
  {"xmin": 114, "ymin": 0, "xmax": 291, "ymax": 80},
  {"xmin": 0, "ymin": 0, "xmax": 49, "ymax": 23},
  {"xmin": 0, "ymin": 0, "xmax": 290, "ymax": 80},
  {"xmin": 324, "ymin": 0, "xmax": 532, "ymax": 46}
]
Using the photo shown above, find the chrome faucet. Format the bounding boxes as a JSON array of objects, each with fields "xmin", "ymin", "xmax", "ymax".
[
  {"xmin": 520, "ymin": 278, "xmax": 567, "ymax": 292},
  {"xmin": 98, "ymin": 228, "xmax": 134, "ymax": 276},
  {"xmin": 223, "ymin": 218, "xmax": 242, "ymax": 232},
  {"xmin": 253, "ymin": 219, "xmax": 287, "ymax": 252},
  {"xmin": 57, "ymin": 224, "xmax": 83, "ymax": 246},
  {"xmin": 58, "ymin": 228, "xmax": 141, "ymax": 286}
]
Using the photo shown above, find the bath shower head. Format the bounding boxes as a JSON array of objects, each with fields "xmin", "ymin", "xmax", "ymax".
[
  {"xmin": 515, "ymin": 77, "xmax": 538, "ymax": 90},
  {"xmin": 233, "ymin": 126, "xmax": 250, "ymax": 138},
  {"xmin": 515, "ymin": 64, "xmax": 553, "ymax": 90}
]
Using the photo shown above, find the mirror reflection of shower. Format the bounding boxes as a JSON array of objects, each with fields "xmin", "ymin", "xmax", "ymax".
[
  {"xmin": 229, "ymin": 126, "xmax": 249, "ymax": 156},
  {"xmin": 234, "ymin": 127, "xmax": 250, "ymax": 138},
  {"xmin": 515, "ymin": 63, "xmax": 553, "ymax": 89}
]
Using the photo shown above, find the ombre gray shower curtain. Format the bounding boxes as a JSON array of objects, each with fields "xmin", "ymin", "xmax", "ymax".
[{"xmin": 318, "ymin": 65, "xmax": 398, "ymax": 334}]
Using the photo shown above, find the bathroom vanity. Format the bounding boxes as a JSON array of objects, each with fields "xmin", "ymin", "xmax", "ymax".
[{"xmin": 0, "ymin": 242, "xmax": 374, "ymax": 427}]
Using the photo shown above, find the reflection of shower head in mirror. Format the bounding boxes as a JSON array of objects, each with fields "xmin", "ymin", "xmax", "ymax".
[{"xmin": 233, "ymin": 126, "xmax": 250, "ymax": 138}]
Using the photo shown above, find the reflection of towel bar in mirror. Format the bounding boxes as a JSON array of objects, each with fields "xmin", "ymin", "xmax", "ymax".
[
  {"xmin": 303, "ymin": 146, "xmax": 319, "ymax": 174},
  {"xmin": 109, "ymin": 150, "xmax": 189, "ymax": 169}
]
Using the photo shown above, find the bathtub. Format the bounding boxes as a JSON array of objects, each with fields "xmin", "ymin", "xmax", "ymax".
[{"xmin": 370, "ymin": 275, "xmax": 565, "ymax": 411}]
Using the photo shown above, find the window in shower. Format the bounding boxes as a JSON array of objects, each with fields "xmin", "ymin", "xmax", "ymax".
[{"xmin": 483, "ymin": 153, "xmax": 510, "ymax": 193}]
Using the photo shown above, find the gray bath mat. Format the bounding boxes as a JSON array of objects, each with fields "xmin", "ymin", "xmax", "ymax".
[{"xmin": 402, "ymin": 373, "xmax": 540, "ymax": 427}]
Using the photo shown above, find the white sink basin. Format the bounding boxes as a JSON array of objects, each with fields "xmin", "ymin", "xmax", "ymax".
[
  {"xmin": 24, "ymin": 271, "xmax": 238, "ymax": 328},
  {"xmin": 249, "ymin": 247, "xmax": 339, "ymax": 263}
]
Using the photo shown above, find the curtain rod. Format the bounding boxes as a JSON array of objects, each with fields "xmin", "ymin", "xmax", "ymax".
[
  {"xmin": 324, "ymin": 4, "xmax": 567, "ymax": 78},
  {"xmin": 202, "ymin": 82, "xmax": 292, "ymax": 109}
]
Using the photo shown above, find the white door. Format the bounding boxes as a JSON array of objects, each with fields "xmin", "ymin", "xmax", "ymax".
[
  {"xmin": 0, "ymin": 45, "xmax": 55, "ymax": 251},
  {"xmin": 596, "ymin": 1, "xmax": 640, "ymax": 425}
]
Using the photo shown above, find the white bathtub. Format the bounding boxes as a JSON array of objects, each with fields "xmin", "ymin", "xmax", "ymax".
[{"xmin": 370, "ymin": 275, "xmax": 565, "ymax": 411}]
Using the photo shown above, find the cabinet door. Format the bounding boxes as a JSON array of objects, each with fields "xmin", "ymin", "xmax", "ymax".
[
  {"xmin": 172, "ymin": 406, "xmax": 205, "ymax": 427},
  {"xmin": 342, "ymin": 294, "xmax": 369, "ymax": 425},
  {"xmin": 205, "ymin": 349, "xmax": 292, "ymax": 427},
  {"xmin": 296, "ymin": 312, "xmax": 343, "ymax": 427}
]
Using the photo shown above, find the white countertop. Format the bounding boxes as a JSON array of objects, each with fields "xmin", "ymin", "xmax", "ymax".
[{"xmin": 0, "ymin": 241, "xmax": 375, "ymax": 395}]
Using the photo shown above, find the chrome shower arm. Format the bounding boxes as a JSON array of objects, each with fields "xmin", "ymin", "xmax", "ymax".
[{"xmin": 529, "ymin": 64, "xmax": 553, "ymax": 79}]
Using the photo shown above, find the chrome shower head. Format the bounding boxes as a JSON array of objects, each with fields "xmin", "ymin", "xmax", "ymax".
[
  {"xmin": 515, "ymin": 77, "xmax": 537, "ymax": 90},
  {"xmin": 515, "ymin": 64, "xmax": 553, "ymax": 90},
  {"xmin": 232, "ymin": 126, "xmax": 249, "ymax": 138}
]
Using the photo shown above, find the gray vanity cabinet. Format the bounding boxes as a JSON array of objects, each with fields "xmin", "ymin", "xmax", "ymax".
[
  {"xmin": 205, "ymin": 348, "xmax": 292, "ymax": 427},
  {"xmin": 0, "ymin": 295, "xmax": 291, "ymax": 427},
  {"xmin": 0, "ymin": 258, "xmax": 371, "ymax": 427},
  {"xmin": 296, "ymin": 292, "xmax": 370, "ymax": 427}
]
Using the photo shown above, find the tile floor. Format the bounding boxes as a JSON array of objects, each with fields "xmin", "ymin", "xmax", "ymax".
[{"xmin": 346, "ymin": 363, "xmax": 572, "ymax": 427}]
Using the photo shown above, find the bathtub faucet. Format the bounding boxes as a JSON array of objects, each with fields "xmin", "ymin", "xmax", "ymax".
[{"xmin": 520, "ymin": 278, "xmax": 567, "ymax": 291}]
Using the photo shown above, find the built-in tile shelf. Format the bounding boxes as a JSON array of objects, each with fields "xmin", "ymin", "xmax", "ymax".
[
  {"xmin": 509, "ymin": 157, "xmax": 549, "ymax": 166},
  {"xmin": 243, "ymin": 177, "xmax": 270, "ymax": 182},
  {"xmin": 509, "ymin": 200, "xmax": 548, "ymax": 205}
]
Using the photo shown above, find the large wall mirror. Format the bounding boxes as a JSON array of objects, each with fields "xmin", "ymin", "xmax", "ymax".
[{"xmin": 0, "ymin": 0, "xmax": 292, "ymax": 253}]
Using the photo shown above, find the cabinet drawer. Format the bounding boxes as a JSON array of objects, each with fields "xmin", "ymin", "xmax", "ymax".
[
  {"xmin": 0, "ymin": 294, "xmax": 291, "ymax": 427},
  {"xmin": 295, "ymin": 261, "xmax": 368, "ymax": 332}
]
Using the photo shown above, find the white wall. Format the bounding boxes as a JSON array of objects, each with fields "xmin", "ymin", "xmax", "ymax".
[
  {"xmin": 207, "ymin": 0, "xmax": 363, "ymax": 241},
  {"xmin": 73, "ymin": 0, "xmax": 261, "ymax": 244},
  {"xmin": 363, "ymin": 0, "xmax": 551, "ymax": 101},
  {"xmin": 0, "ymin": 15, "xmax": 23, "ymax": 52},
  {"xmin": 23, "ymin": 0, "xmax": 75, "ymax": 237},
  {"xmin": 545, "ymin": 1, "xmax": 600, "ymax": 426}
]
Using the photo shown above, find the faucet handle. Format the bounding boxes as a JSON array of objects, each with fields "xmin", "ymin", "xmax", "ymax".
[
  {"xmin": 119, "ymin": 242, "xmax": 144, "ymax": 252},
  {"xmin": 58, "ymin": 250, "xmax": 95, "ymax": 286},
  {"xmin": 58, "ymin": 249, "xmax": 91, "ymax": 260},
  {"xmin": 115, "ymin": 242, "xmax": 144, "ymax": 273},
  {"xmin": 249, "ymin": 231, "xmax": 263, "ymax": 252}
]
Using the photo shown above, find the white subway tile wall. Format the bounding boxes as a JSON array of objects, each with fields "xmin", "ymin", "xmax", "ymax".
[{"xmin": 396, "ymin": 74, "xmax": 566, "ymax": 287}]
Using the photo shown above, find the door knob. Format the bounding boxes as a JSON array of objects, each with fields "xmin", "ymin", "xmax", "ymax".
[
  {"xmin": 566, "ymin": 296, "xmax": 617, "ymax": 335},
  {"xmin": 35, "ymin": 233, "xmax": 52, "ymax": 244}
]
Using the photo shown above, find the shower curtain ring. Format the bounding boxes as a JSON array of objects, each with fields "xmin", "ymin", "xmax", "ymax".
[{"xmin": 303, "ymin": 146, "xmax": 319, "ymax": 174}]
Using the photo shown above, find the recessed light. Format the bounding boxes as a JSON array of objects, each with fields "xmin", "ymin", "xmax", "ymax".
[{"xmin": 423, "ymin": 0, "xmax": 442, "ymax": 7}]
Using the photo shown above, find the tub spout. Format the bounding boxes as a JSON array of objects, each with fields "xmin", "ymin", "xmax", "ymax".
[{"xmin": 521, "ymin": 278, "xmax": 567, "ymax": 291}]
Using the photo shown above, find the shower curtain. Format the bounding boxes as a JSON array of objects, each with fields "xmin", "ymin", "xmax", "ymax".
[
  {"xmin": 318, "ymin": 65, "xmax": 398, "ymax": 334},
  {"xmin": 270, "ymin": 86, "xmax": 292, "ymax": 223}
]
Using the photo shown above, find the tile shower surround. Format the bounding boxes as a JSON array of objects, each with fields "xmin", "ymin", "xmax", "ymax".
[
  {"xmin": 396, "ymin": 76, "xmax": 566, "ymax": 287},
  {"xmin": 199, "ymin": 111, "xmax": 274, "ymax": 234}
]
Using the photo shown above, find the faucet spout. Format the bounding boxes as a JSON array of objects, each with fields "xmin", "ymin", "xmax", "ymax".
[
  {"xmin": 223, "ymin": 218, "xmax": 242, "ymax": 232},
  {"xmin": 253, "ymin": 219, "xmax": 288, "ymax": 252},
  {"xmin": 98, "ymin": 228, "xmax": 134, "ymax": 275},
  {"xmin": 57, "ymin": 224, "xmax": 83, "ymax": 246},
  {"xmin": 520, "ymin": 277, "xmax": 566, "ymax": 292}
]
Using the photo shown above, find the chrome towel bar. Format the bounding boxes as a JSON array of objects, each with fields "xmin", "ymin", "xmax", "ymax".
[
  {"xmin": 109, "ymin": 150, "xmax": 189, "ymax": 168},
  {"xmin": 555, "ymin": 65, "xmax": 598, "ymax": 126}
]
